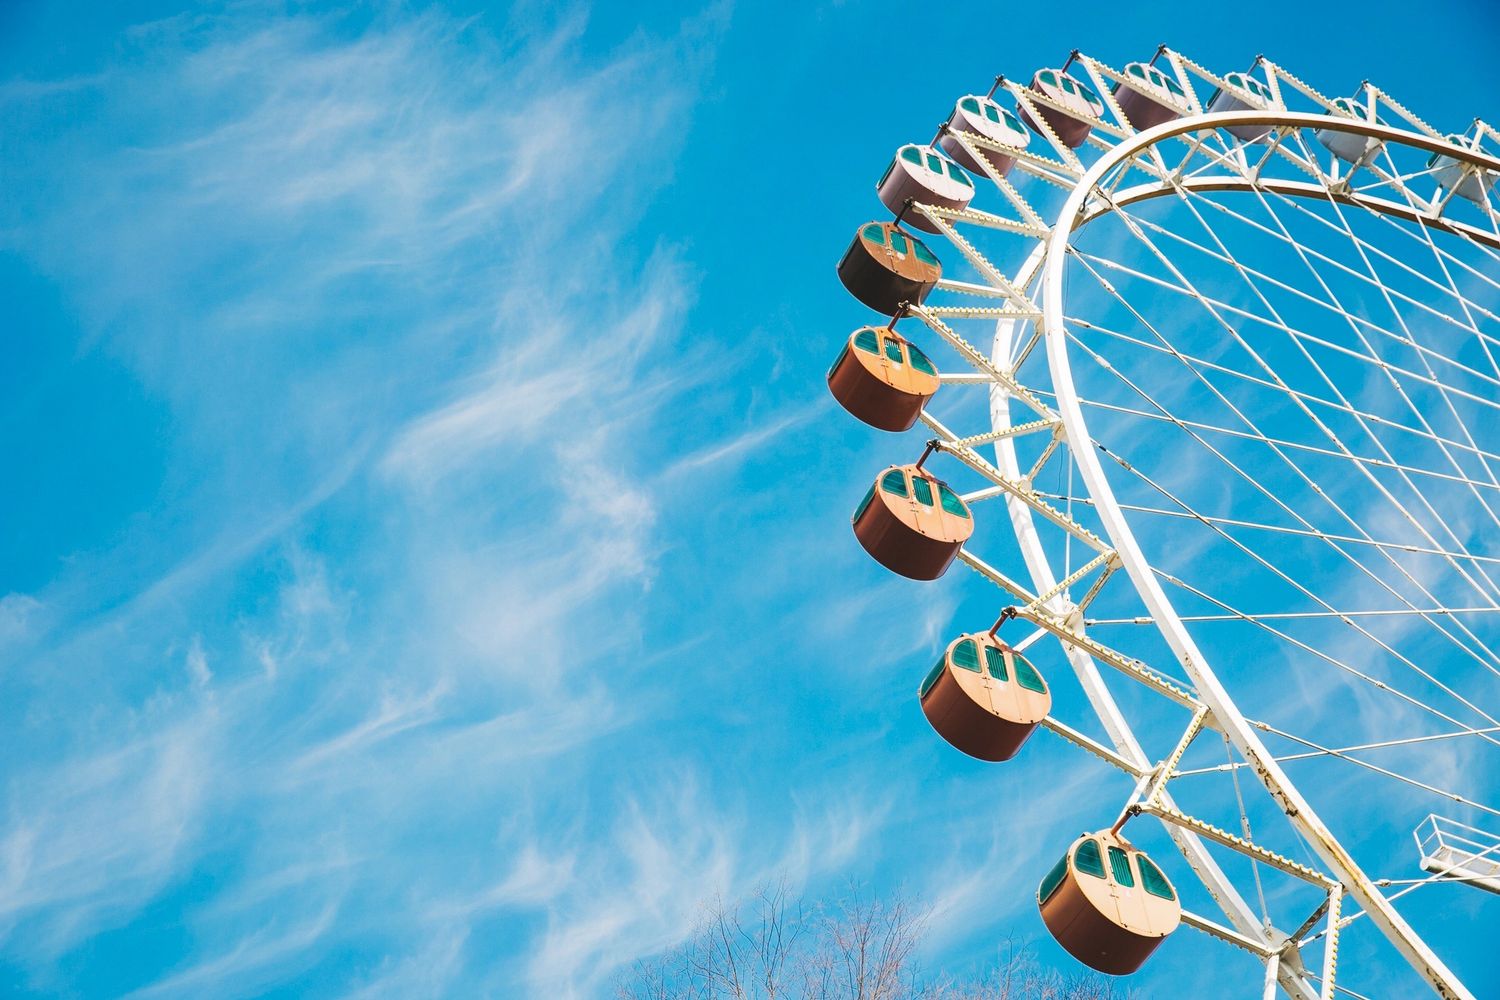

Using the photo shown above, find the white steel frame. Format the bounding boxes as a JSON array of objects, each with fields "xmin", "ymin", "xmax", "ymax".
[
  {"xmin": 1022, "ymin": 111, "xmax": 1499, "ymax": 1000},
  {"xmin": 859, "ymin": 48, "xmax": 1500, "ymax": 1000}
]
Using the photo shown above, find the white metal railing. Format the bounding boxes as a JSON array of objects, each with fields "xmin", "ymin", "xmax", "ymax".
[{"xmin": 1414, "ymin": 815, "xmax": 1500, "ymax": 894}]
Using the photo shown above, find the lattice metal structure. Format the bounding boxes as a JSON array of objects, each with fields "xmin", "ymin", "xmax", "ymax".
[
  {"xmin": 1414, "ymin": 815, "xmax": 1500, "ymax": 894},
  {"xmin": 830, "ymin": 46, "xmax": 1500, "ymax": 999}
]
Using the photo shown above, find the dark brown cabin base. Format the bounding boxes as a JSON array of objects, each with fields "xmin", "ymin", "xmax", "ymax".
[
  {"xmin": 837, "ymin": 241, "xmax": 932, "ymax": 316},
  {"xmin": 1039, "ymin": 878, "xmax": 1163, "ymax": 975},
  {"xmin": 1018, "ymin": 104, "xmax": 1092, "ymax": 149},
  {"xmin": 852, "ymin": 499, "xmax": 961, "ymax": 580},
  {"xmin": 920, "ymin": 670, "xmax": 1033, "ymax": 761},
  {"xmin": 1114, "ymin": 87, "xmax": 1180, "ymax": 131},
  {"xmin": 828, "ymin": 358, "xmax": 926, "ymax": 431}
]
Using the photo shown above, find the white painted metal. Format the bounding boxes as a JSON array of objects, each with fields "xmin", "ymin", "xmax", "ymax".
[
  {"xmin": 842, "ymin": 55, "xmax": 1497, "ymax": 995},
  {"xmin": 1029, "ymin": 110, "xmax": 1495, "ymax": 1000},
  {"xmin": 991, "ymin": 279, "xmax": 1322, "ymax": 1000},
  {"xmin": 1414, "ymin": 815, "xmax": 1500, "ymax": 894}
]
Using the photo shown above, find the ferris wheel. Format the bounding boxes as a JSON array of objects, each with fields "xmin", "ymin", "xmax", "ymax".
[{"xmin": 828, "ymin": 46, "xmax": 1500, "ymax": 1000}]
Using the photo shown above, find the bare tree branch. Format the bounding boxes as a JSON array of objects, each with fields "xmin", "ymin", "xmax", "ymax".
[{"xmin": 614, "ymin": 883, "xmax": 1133, "ymax": 1000}]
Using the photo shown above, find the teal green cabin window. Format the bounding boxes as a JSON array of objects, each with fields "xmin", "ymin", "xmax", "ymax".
[
  {"xmin": 937, "ymin": 483, "xmax": 969, "ymax": 518},
  {"xmin": 951, "ymin": 639, "xmax": 981, "ymax": 672},
  {"xmin": 1429, "ymin": 136, "xmax": 1467, "ymax": 169},
  {"xmin": 1039, "ymin": 70, "xmax": 1057, "ymax": 87},
  {"xmin": 983, "ymin": 644, "xmax": 1008, "ymax": 682},
  {"xmin": 826, "ymin": 345, "xmax": 849, "ymax": 381},
  {"xmin": 919, "ymin": 656, "xmax": 947, "ymax": 697},
  {"xmin": 889, "ymin": 230, "xmax": 909, "ymax": 255},
  {"xmin": 1077, "ymin": 81, "xmax": 1100, "ymax": 106},
  {"xmin": 1108, "ymin": 846, "xmax": 1136, "ymax": 887},
  {"xmin": 1128, "ymin": 64, "xmax": 1146, "ymax": 80},
  {"xmin": 1060, "ymin": 76, "xmax": 1077, "ymax": 96},
  {"xmin": 1230, "ymin": 74, "xmax": 1269, "ymax": 101},
  {"xmin": 911, "ymin": 476, "xmax": 934, "ymax": 506},
  {"xmin": 880, "ymin": 470, "xmax": 908, "ymax": 497},
  {"xmin": 1074, "ymin": 839, "xmax": 1106, "ymax": 879},
  {"xmin": 1163, "ymin": 75, "xmax": 1185, "ymax": 98},
  {"xmin": 1013, "ymin": 653, "xmax": 1046, "ymax": 693},
  {"xmin": 946, "ymin": 160, "xmax": 972, "ymax": 187},
  {"xmin": 983, "ymin": 103, "xmax": 1001, "ymax": 124},
  {"xmin": 1038, "ymin": 854, "xmax": 1069, "ymax": 903},
  {"xmin": 912, "ymin": 239, "xmax": 939, "ymax": 266},
  {"xmin": 925, "ymin": 152, "xmax": 943, "ymax": 174},
  {"xmin": 1138, "ymin": 856, "xmax": 1176, "ymax": 900},
  {"xmin": 1332, "ymin": 97, "xmax": 1374, "ymax": 121},
  {"xmin": 854, "ymin": 329, "xmax": 880, "ymax": 354},
  {"xmin": 853, "ymin": 483, "xmax": 876, "ymax": 522},
  {"xmin": 961, "ymin": 96, "xmax": 980, "ymax": 114},
  {"xmin": 862, "ymin": 223, "xmax": 886, "ymax": 245},
  {"xmin": 883, "ymin": 338, "xmax": 904, "ymax": 364},
  {"xmin": 901, "ymin": 145, "xmax": 923, "ymax": 165},
  {"xmin": 907, "ymin": 344, "xmax": 937, "ymax": 376},
  {"xmin": 1000, "ymin": 107, "xmax": 1021, "ymax": 131}
]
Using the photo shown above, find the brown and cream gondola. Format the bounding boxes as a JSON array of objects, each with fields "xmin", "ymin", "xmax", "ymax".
[
  {"xmin": 939, "ymin": 94, "xmax": 1031, "ymax": 178},
  {"xmin": 1205, "ymin": 71, "xmax": 1279, "ymax": 142},
  {"xmin": 1038, "ymin": 829, "xmax": 1181, "ymax": 975},
  {"xmin": 1018, "ymin": 67, "xmax": 1106, "ymax": 149},
  {"xmin": 918, "ymin": 620, "xmax": 1050, "ymax": 761},
  {"xmin": 876, "ymin": 144, "xmax": 975, "ymax": 232},
  {"xmin": 1112, "ymin": 61, "xmax": 1190, "ymax": 132},
  {"xmin": 836, "ymin": 221, "xmax": 942, "ymax": 317},
  {"xmin": 827, "ymin": 320, "xmax": 940, "ymax": 432},
  {"xmin": 851, "ymin": 458, "xmax": 972, "ymax": 580}
]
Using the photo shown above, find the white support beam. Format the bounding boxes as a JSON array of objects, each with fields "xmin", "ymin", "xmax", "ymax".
[{"xmin": 1035, "ymin": 109, "xmax": 1485, "ymax": 1000}]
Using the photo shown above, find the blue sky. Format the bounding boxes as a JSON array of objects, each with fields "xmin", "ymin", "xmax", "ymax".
[{"xmin": 2, "ymin": 1, "xmax": 1498, "ymax": 997}]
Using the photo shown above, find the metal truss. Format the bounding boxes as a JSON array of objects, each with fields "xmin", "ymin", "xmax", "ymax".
[{"xmin": 856, "ymin": 47, "xmax": 1500, "ymax": 1000}]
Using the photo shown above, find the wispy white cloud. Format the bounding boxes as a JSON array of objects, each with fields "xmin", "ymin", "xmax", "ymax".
[
  {"xmin": 0, "ymin": 712, "xmax": 215, "ymax": 956},
  {"xmin": 184, "ymin": 635, "xmax": 213, "ymax": 688},
  {"xmin": 660, "ymin": 399, "xmax": 829, "ymax": 479},
  {"xmin": 0, "ymin": 4, "xmax": 738, "ymax": 996},
  {"xmin": 506, "ymin": 777, "xmax": 885, "ymax": 998},
  {"xmin": 0, "ymin": 594, "xmax": 45, "ymax": 649},
  {"xmin": 122, "ymin": 901, "xmax": 342, "ymax": 1000}
]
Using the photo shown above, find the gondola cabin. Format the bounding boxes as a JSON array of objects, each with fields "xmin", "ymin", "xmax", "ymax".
[
  {"xmin": 1112, "ymin": 62, "xmax": 1190, "ymax": 132},
  {"xmin": 1315, "ymin": 97, "xmax": 1382, "ymax": 163},
  {"xmin": 940, "ymin": 96, "xmax": 1031, "ymax": 177},
  {"xmin": 876, "ymin": 144, "xmax": 975, "ymax": 233},
  {"xmin": 837, "ymin": 222, "xmax": 942, "ymax": 317},
  {"xmin": 1019, "ymin": 69, "xmax": 1105, "ymax": 149},
  {"xmin": 1428, "ymin": 135, "xmax": 1498, "ymax": 206},
  {"xmin": 1038, "ymin": 830, "xmax": 1181, "ymax": 975},
  {"xmin": 919, "ymin": 631, "xmax": 1049, "ymax": 761},
  {"xmin": 1205, "ymin": 72, "xmax": 1278, "ymax": 142},
  {"xmin": 827, "ymin": 326, "xmax": 940, "ymax": 432},
  {"xmin": 852, "ymin": 464, "xmax": 973, "ymax": 580}
]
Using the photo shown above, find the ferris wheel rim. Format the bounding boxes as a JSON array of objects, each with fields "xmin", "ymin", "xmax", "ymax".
[
  {"xmin": 1005, "ymin": 110, "xmax": 1490, "ymax": 1000},
  {"xmin": 830, "ymin": 56, "xmax": 1500, "ymax": 993}
]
